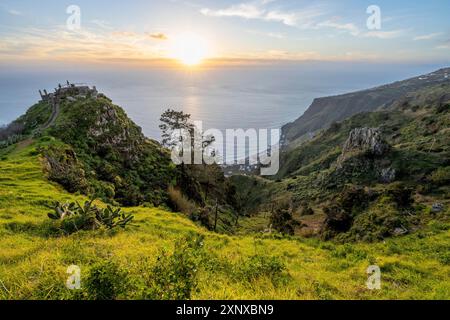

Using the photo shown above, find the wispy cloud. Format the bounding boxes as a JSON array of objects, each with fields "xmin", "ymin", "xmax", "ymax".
[
  {"xmin": 413, "ymin": 32, "xmax": 442, "ymax": 41},
  {"xmin": 316, "ymin": 17, "xmax": 407, "ymax": 40},
  {"xmin": 317, "ymin": 20, "xmax": 360, "ymax": 36},
  {"xmin": 435, "ymin": 38, "xmax": 450, "ymax": 50},
  {"xmin": 246, "ymin": 29, "xmax": 285, "ymax": 39},
  {"xmin": 363, "ymin": 29, "xmax": 406, "ymax": 39},
  {"xmin": 8, "ymin": 9, "xmax": 22, "ymax": 16},
  {"xmin": 200, "ymin": 0, "xmax": 325, "ymax": 28},
  {"xmin": 201, "ymin": 3, "xmax": 265, "ymax": 20},
  {"xmin": 90, "ymin": 20, "xmax": 113, "ymax": 30},
  {"xmin": 148, "ymin": 32, "xmax": 168, "ymax": 40},
  {"xmin": 0, "ymin": 25, "xmax": 169, "ymax": 62}
]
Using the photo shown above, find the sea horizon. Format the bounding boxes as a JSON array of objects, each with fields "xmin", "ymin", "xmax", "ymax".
[{"xmin": 1, "ymin": 61, "xmax": 447, "ymax": 143}]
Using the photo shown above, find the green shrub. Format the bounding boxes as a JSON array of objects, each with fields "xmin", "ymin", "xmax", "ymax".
[
  {"xmin": 383, "ymin": 182, "xmax": 414, "ymax": 208},
  {"xmin": 41, "ymin": 145, "xmax": 90, "ymax": 193},
  {"xmin": 234, "ymin": 255, "xmax": 287, "ymax": 284},
  {"xmin": 438, "ymin": 252, "xmax": 450, "ymax": 265},
  {"xmin": 270, "ymin": 204, "xmax": 298, "ymax": 235},
  {"xmin": 47, "ymin": 200, "xmax": 134, "ymax": 235},
  {"xmin": 140, "ymin": 234, "xmax": 203, "ymax": 300},
  {"xmin": 84, "ymin": 261, "xmax": 129, "ymax": 300},
  {"xmin": 430, "ymin": 167, "xmax": 450, "ymax": 186},
  {"xmin": 299, "ymin": 202, "xmax": 314, "ymax": 216}
]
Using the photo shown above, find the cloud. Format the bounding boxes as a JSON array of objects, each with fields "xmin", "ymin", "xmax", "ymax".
[
  {"xmin": 246, "ymin": 30, "xmax": 285, "ymax": 39},
  {"xmin": 317, "ymin": 20, "xmax": 360, "ymax": 36},
  {"xmin": 435, "ymin": 45, "xmax": 449, "ymax": 50},
  {"xmin": 264, "ymin": 11, "xmax": 298, "ymax": 26},
  {"xmin": 200, "ymin": 3, "xmax": 265, "ymax": 20},
  {"xmin": 8, "ymin": 9, "xmax": 22, "ymax": 16},
  {"xmin": 363, "ymin": 29, "xmax": 405, "ymax": 39},
  {"xmin": 316, "ymin": 19, "xmax": 405, "ymax": 40},
  {"xmin": 148, "ymin": 33, "xmax": 168, "ymax": 40},
  {"xmin": 112, "ymin": 31, "xmax": 140, "ymax": 38},
  {"xmin": 0, "ymin": 25, "xmax": 170, "ymax": 62},
  {"xmin": 413, "ymin": 32, "xmax": 442, "ymax": 41},
  {"xmin": 200, "ymin": 1, "xmax": 324, "ymax": 27},
  {"xmin": 90, "ymin": 20, "xmax": 112, "ymax": 30}
]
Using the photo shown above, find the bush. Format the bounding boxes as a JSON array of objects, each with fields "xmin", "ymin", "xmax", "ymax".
[
  {"xmin": 270, "ymin": 203, "xmax": 299, "ymax": 235},
  {"xmin": 140, "ymin": 234, "xmax": 203, "ymax": 300},
  {"xmin": 84, "ymin": 261, "xmax": 129, "ymax": 300},
  {"xmin": 234, "ymin": 255, "xmax": 287, "ymax": 284},
  {"xmin": 168, "ymin": 186, "xmax": 196, "ymax": 215},
  {"xmin": 436, "ymin": 103, "xmax": 449, "ymax": 114},
  {"xmin": 345, "ymin": 201, "xmax": 404, "ymax": 242},
  {"xmin": 430, "ymin": 167, "xmax": 450, "ymax": 186},
  {"xmin": 322, "ymin": 186, "xmax": 370, "ymax": 238},
  {"xmin": 47, "ymin": 200, "xmax": 134, "ymax": 235},
  {"xmin": 299, "ymin": 202, "xmax": 314, "ymax": 216},
  {"xmin": 41, "ymin": 145, "xmax": 90, "ymax": 193},
  {"xmin": 0, "ymin": 122, "xmax": 25, "ymax": 141},
  {"xmin": 190, "ymin": 207, "xmax": 212, "ymax": 229},
  {"xmin": 383, "ymin": 182, "xmax": 413, "ymax": 208}
]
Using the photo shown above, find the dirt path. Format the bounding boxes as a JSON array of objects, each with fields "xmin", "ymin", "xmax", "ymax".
[
  {"xmin": 42, "ymin": 98, "xmax": 60, "ymax": 129},
  {"xmin": 13, "ymin": 138, "xmax": 34, "ymax": 153}
]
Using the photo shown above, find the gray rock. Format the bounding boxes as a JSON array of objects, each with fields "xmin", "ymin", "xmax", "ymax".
[
  {"xmin": 342, "ymin": 127, "xmax": 390, "ymax": 156},
  {"xmin": 336, "ymin": 127, "xmax": 391, "ymax": 168},
  {"xmin": 431, "ymin": 203, "xmax": 444, "ymax": 213},
  {"xmin": 380, "ymin": 167, "xmax": 396, "ymax": 183},
  {"xmin": 393, "ymin": 227, "xmax": 408, "ymax": 236}
]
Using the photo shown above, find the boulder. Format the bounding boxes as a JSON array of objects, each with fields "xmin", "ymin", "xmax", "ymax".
[
  {"xmin": 380, "ymin": 167, "xmax": 396, "ymax": 183},
  {"xmin": 342, "ymin": 127, "xmax": 390, "ymax": 156},
  {"xmin": 431, "ymin": 203, "xmax": 444, "ymax": 213}
]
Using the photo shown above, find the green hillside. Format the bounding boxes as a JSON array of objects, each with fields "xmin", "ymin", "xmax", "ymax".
[
  {"xmin": 282, "ymin": 68, "xmax": 450, "ymax": 147},
  {"xmin": 0, "ymin": 141, "xmax": 449, "ymax": 299},
  {"xmin": 234, "ymin": 82, "xmax": 450, "ymax": 242},
  {"xmin": 0, "ymin": 75, "xmax": 449, "ymax": 300}
]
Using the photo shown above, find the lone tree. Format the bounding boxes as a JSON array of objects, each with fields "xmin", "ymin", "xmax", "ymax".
[
  {"xmin": 159, "ymin": 109, "xmax": 193, "ymax": 149},
  {"xmin": 159, "ymin": 108, "xmax": 215, "ymax": 163}
]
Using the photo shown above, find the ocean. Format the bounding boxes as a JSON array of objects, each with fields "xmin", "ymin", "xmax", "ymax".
[{"xmin": 0, "ymin": 61, "xmax": 445, "ymax": 158}]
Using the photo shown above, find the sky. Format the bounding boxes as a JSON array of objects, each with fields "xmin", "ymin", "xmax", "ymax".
[{"xmin": 0, "ymin": 0, "xmax": 449, "ymax": 66}]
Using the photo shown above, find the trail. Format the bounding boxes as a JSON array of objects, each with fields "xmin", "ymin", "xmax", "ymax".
[
  {"xmin": 42, "ymin": 98, "xmax": 60, "ymax": 129},
  {"xmin": 12, "ymin": 138, "xmax": 34, "ymax": 154}
]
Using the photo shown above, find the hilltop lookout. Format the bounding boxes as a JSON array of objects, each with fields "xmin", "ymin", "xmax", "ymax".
[{"xmin": 39, "ymin": 81, "xmax": 98, "ymax": 102}]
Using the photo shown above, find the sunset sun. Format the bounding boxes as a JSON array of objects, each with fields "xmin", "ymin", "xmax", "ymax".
[{"xmin": 171, "ymin": 32, "xmax": 209, "ymax": 66}]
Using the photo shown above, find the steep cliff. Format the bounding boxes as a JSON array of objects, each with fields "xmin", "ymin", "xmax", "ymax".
[{"xmin": 282, "ymin": 68, "xmax": 450, "ymax": 147}]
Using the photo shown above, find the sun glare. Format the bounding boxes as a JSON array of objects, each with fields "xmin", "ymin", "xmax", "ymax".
[{"xmin": 171, "ymin": 32, "xmax": 209, "ymax": 66}]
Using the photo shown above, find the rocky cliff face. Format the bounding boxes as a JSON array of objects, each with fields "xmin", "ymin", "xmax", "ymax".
[
  {"xmin": 335, "ymin": 127, "xmax": 394, "ymax": 183},
  {"xmin": 87, "ymin": 103, "xmax": 145, "ymax": 162},
  {"xmin": 341, "ymin": 127, "xmax": 390, "ymax": 157},
  {"xmin": 282, "ymin": 68, "xmax": 450, "ymax": 146}
]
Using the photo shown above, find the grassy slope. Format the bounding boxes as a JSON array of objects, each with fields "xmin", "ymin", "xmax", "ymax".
[{"xmin": 0, "ymin": 140, "xmax": 449, "ymax": 300}]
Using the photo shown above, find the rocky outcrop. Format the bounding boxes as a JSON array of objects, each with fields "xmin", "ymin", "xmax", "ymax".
[
  {"xmin": 432, "ymin": 203, "xmax": 444, "ymax": 213},
  {"xmin": 337, "ymin": 127, "xmax": 390, "ymax": 168},
  {"xmin": 282, "ymin": 67, "xmax": 450, "ymax": 146},
  {"xmin": 87, "ymin": 104, "xmax": 145, "ymax": 162},
  {"xmin": 342, "ymin": 127, "xmax": 390, "ymax": 156},
  {"xmin": 331, "ymin": 128, "xmax": 395, "ymax": 184},
  {"xmin": 380, "ymin": 167, "xmax": 396, "ymax": 183}
]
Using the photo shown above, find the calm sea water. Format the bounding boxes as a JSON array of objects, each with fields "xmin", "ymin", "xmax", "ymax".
[{"xmin": 0, "ymin": 62, "xmax": 444, "ymax": 152}]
